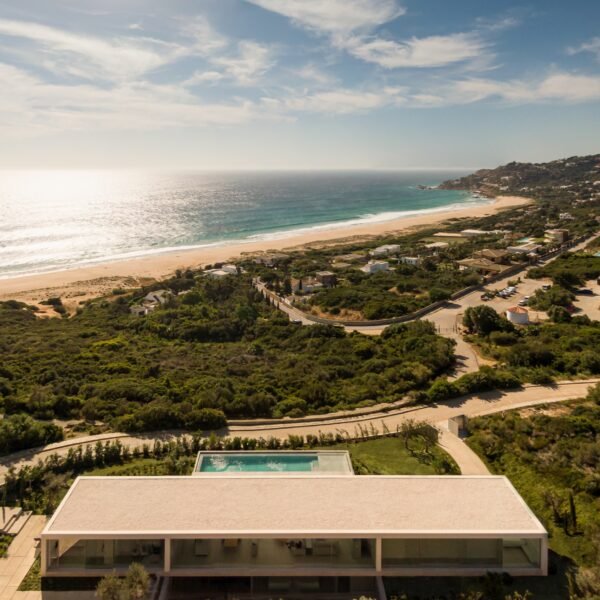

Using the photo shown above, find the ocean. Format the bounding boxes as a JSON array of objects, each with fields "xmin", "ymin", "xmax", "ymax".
[{"xmin": 0, "ymin": 170, "xmax": 481, "ymax": 279}]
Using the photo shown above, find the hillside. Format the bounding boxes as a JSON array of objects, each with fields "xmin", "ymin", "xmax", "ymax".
[{"xmin": 440, "ymin": 154, "xmax": 600, "ymax": 201}]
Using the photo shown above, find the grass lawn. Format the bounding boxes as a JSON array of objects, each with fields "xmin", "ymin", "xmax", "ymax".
[{"xmin": 327, "ymin": 436, "xmax": 459, "ymax": 475}]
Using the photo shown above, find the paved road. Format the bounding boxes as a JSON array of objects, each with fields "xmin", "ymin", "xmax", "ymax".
[{"xmin": 1, "ymin": 379, "xmax": 597, "ymax": 479}]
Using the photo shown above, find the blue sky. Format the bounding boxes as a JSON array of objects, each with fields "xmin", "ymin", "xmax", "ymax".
[{"xmin": 0, "ymin": 0, "xmax": 598, "ymax": 169}]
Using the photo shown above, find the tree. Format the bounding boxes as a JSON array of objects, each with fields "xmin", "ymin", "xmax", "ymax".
[
  {"xmin": 96, "ymin": 572, "xmax": 123, "ymax": 600},
  {"xmin": 463, "ymin": 305, "xmax": 511, "ymax": 336},
  {"xmin": 124, "ymin": 562, "xmax": 150, "ymax": 600}
]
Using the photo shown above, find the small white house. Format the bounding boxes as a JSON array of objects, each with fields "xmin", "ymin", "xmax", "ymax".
[
  {"xmin": 506, "ymin": 306, "xmax": 529, "ymax": 325},
  {"xmin": 370, "ymin": 244, "xmax": 401, "ymax": 257},
  {"xmin": 399, "ymin": 256, "xmax": 421, "ymax": 267},
  {"xmin": 361, "ymin": 260, "xmax": 389, "ymax": 274}
]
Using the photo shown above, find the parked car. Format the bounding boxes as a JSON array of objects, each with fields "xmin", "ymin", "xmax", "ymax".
[{"xmin": 542, "ymin": 284, "xmax": 551, "ymax": 291}]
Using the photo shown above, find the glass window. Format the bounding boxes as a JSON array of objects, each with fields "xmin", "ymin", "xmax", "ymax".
[
  {"xmin": 171, "ymin": 538, "xmax": 375, "ymax": 569},
  {"xmin": 382, "ymin": 538, "xmax": 502, "ymax": 567},
  {"xmin": 47, "ymin": 539, "xmax": 164, "ymax": 570}
]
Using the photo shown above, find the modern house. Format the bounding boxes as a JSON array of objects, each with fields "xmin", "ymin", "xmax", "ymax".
[
  {"xmin": 360, "ymin": 260, "xmax": 389, "ymax": 274},
  {"xmin": 399, "ymin": 256, "xmax": 421, "ymax": 267},
  {"xmin": 370, "ymin": 244, "xmax": 401, "ymax": 257},
  {"xmin": 314, "ymin": 271, "xmax": 337, "ymax": 287},
  {"xmin": 544, "ymin": 229, "xmax": 569, "ymax": 245},
  {"xmin": 40, "ymin": 451, "xmax": 547, "ymax": 598}
]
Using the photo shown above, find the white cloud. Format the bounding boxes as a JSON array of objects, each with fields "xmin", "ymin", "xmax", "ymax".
[
  {"xmin": 283, "ymin": 86, "xmax": 405, "ymax": 114},
  {"xmin": 246, "ymin": 0, "xmax": 490, "ymax": 71},
  {"xmin": 185, "ymin": 70, "xmax": 225, "ymax": 86},
  {"xmin": 179, "ymin": 16, "xmax": 228, "ymax": 55},
  {"xmin": 0, "ymin": 61, "xmax": 272, "ymax": 138},
  {"xmin": 447, "ymin": 72, "xmax": 600, "ymax": 105},
  {"xmin": 0, "ymin": 18, "xmax": 182, "ymax": 81},
  {"xmin": 245, "ymin": 0, "xmax": 404, "ymax": 34},
  {"xmin": 294, "ymin": 64, "xmax": 336, "ymax": 85},
  {"xmin": 567, "ymin": 37, "xmax": 600, "ymax": 62},
  {"xmin": 212, "ymin": 40, "xmax": 274, "ymax": 85},
  {"xmin": 344, "ymin": 33, "xmax": 487, "ymax": 68}
]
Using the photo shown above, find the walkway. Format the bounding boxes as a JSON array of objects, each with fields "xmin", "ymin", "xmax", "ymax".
[
  {"xmin": 0, "ymin": 515, "xmax": 46, "ymax": 600},
  {"xmin": 1, "ymin": 379, "xmax": 597, "ymax": 479}
]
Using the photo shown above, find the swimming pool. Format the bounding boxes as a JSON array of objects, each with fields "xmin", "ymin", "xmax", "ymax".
[{"xmin": 194, "ymin": 451, "xmax": 354, "ymax": 475}]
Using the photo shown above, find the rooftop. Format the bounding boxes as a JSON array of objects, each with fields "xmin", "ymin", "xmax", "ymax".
[{"xmin": 44, "ymin": 475, "xmax": 545, "ymax": 537}]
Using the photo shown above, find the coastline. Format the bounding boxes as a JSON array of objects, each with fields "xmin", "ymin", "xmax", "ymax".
[{"xmin": 0, "ymin": 195, "xmax": 530, "ymax": 313}]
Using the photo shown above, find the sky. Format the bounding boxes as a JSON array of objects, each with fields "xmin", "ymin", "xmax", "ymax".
[{"xmin": 0, "ymin": 0, "xmax": 598, "ymax": 170}]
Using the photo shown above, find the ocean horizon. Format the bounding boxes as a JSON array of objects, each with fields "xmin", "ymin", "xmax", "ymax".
[{"xmin": 0, "ymin": 169, "xmax": 483, "ymax": 280}]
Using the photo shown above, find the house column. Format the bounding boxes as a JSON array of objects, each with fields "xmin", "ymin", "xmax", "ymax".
[
  {"xmin": 40, "ymin": 538, "xmax": 48, "ymax": 576},
  {"xmin": 375, "ymin": 537, "xmax": 382, "ymax": 574},
  {"xmin": 164, "ymin": 538, "xmax": 171, "ymax": 574},
  {"xmin": 540, "ymin": 536, "xmax": 548, "ymax": 576}
]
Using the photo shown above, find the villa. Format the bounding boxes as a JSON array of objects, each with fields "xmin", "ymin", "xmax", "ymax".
[
  {"xmin": 361, "ymin": 260, "xmax": 390, "ymax": 274},
  {"xmin": 370, "ymin": 244, "xmax": 401, "ymax": 257},
  {"xmin": 40, "ymin": 451, "xmax": 547, "ymax": 598}
]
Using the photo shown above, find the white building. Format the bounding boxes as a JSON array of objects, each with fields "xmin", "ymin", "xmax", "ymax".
[
  {"xmin": 506, "ymin": 306, "xmax": 530, "ymax": 325},
  {"xmin": 370, "ymin": 244, "xmax": 401, "ymax": 257},
  {"xmin": 361, "ymin": 260, "xmax": 390, "ymax": 274},
  {"xmin": 399, "ymin": 256, "xmax": 421, "ymax": 267},
  {"xmin": 507, "ymin": 243, "xmax": 542, "ymax": 255},
  {"xmin": 40, "ymin": 452, "xmax": 547, "ymax": 592}
]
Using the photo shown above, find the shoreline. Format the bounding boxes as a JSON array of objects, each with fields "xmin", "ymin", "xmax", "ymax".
[{"xmin": 0, "ymin": 195, "xmax": 530, "ymax": 313}]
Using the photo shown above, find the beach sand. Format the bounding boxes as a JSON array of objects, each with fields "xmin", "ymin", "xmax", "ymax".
[{"xmin": 0, "ymin": 195, "xmax": 530, "ymax": 315}]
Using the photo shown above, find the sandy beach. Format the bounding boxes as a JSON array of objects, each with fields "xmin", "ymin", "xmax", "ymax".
[{"xmin": 0, "ymin": 195, "xmax": 530, "ymax": 314}]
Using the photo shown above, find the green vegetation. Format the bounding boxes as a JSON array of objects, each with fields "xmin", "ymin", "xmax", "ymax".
[
  {"xmin": 308, "ymin": 265, "xmax": 478, "ymax": 320},
  {"xmin": 464, "ymin": 306, "xmax": 600, "ymax": 383},
  {"xmin": 18, "ymin": 557, "xmax": 41, "ymax": 591},
  {"xmin": 0, "ymin": 280, "xmax": 455, "ymax": 449},
  {"xmin": 96, "ymin": 563, "xmax": 150, "ymax": 600},
  {"xmin": 529, "ymin": 254, "xmax": 600, "ymax": 288},
  {"xmin": 0, "ymin": 534, "xmax": 13, "ymax": 558},
  {"xmin": 0, "ymin": 414, "xmax": 63, "ymax": 456},
  {"xmin": 331, "ymin": 431, "xmax": 458, "ymax": 475},
  {"xmin": 528, "ymin": 286, "xmax": 574, "ymax": 311},
  {"xmin": 467, "ymin": 384, "xmax": 600, "ymax": 599}
]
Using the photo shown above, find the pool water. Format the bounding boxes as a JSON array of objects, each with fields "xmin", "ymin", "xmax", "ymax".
[{"xmin": 199, "ymin": 453, "xmax": 319, "ymax": 473}]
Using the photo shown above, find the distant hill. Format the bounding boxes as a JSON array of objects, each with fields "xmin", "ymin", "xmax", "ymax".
[{"xmin": 440, "ymin": 154, "xmax": 600, "ymax": 201}]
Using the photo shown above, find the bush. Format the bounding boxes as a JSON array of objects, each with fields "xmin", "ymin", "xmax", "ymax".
[
  {"xmin": 0, "ymin": 415, "xmax": 64, "ymax": 456},
  {"xmin": 463, "ymin": 305, "xmax": 513, "ymax": 336},
  {"xmin": 427, "ymin": 379, "xmax": 459, "ymax": 403}
]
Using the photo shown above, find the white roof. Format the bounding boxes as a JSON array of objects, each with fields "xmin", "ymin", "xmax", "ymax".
[{"xmin": 44, "ymin": 476, "xmax": 546, "ymax": 537}]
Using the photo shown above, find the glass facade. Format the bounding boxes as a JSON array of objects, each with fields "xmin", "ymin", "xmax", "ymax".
[
  {"xmin": 171, "ymin": 538, "xmax": 376, "ymax": 570},
  {"xmin": 47, "ymin": 539, "xmax": 164, "ymax": 571},
  {"xmin": 382, "ymin": 538, "xmax": 541, "ymax": 569}
]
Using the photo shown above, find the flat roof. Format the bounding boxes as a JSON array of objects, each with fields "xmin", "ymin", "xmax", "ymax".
[{"xmin": 44, "ymin": 476, "xmax": 546, "ymax": 537}]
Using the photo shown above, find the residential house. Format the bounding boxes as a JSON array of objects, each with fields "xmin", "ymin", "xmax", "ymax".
[
  {"xmin": 472, "ymin": 249, "xmax": 510, "ymax": 264},
  {"xmin": 457, "ymin": 258, "xmax": 507, "ymax": 276},
  {"xmin": 361, "ymin": 261, "xmax": 389, "ymax": 274},
  {"xmin": 291, "ymin": 277, "xmax": 324, "ymax": 293},
  {"xmin": 315, "ymin": 271, "xmax": 337, "ymax": 287},
  {"xmin": 399, "ymin": 256, "xmax": 421, "ymax": 267},
  {"xmin": 544, "ymin": 229, "xmax": 569, "ymax": 245},
  {"xmin": 370, "ymin": 244, "xmax": 401, "ymax": 258},
  {"xmin": 40, "ymin": 451, "xmax": 548, "ymax": 594}
]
